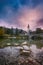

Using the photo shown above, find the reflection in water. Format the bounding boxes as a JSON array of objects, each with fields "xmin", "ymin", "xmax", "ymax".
[
  {"xmin": 30, "ymin": 45, "xmax": 43, "ymax": 53},
  {"xmin": 0, "ymin": 41, "xmax": 43, "ymax": 65},
  {"xmin": 0, "ymin": 47, "xmax": 20, "ymax": 57},
  {"xmin": 30, "ymin": 45, "xmax": 41, "ymax": 53},
  {"xmin": 0, "ymin": 43, "xmax": 43, "ymax": 57},
  {"xmin": 30, "ymin": 45, "xmax": 41, "ymax": 58}
]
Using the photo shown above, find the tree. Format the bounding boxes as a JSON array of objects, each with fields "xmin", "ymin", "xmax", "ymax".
[
  {"xmin": 10, "ymin": 27, "xmax": 14, "ymax": 36},
  {"xmin": 0, "ymin": 27, "xmax": 5, "ymax": 38},
  {"xmin": 19, "ymin": 30, "xmax": 23, "ymax": 34},
  {"xmin": 6, "ymin": 28, "xmax": 11, "ymax": 34},
  {"xmin": 15, "ymin": 28, "xmax": 19, "ymax": 36},
  {"xmin": 36, "ymin": 28, "xmax": 42, "ymax": 34}
]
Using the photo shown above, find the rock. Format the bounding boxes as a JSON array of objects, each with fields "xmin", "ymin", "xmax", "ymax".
[
  {"xmin": 35, "ymin": 51, "xmax": 43, "ymax": 65},
  {"xmin": 17, "ymin": 56, "xmax": 40, "ymax": 65},
  {"xmin": 20, "ymin": 50, "xmax": 31, "ymax": 56},
  {"xmin": 19, "ymin": 45, "xmax": 31, "ymax": 56},
  {"xmin": 14, "ymin": 44, "xmax": 20, "ymax": 46},
  {"xmin": 7, "ymin": 43, "xmax": 11, "ymax": 46},
  {"xmin": 23, "ymin": 45, "xmax": 30, "ymax": 51},
  {"xmin": 22, "ymin": 41, "xmax": 27, "ymax": 45}
]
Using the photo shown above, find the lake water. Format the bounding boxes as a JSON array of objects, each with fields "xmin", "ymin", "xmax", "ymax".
[{"xmin": 0, "ymin": 39, "xmax": 43, "ymax": 65}]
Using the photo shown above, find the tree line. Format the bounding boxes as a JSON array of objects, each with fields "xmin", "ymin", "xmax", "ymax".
[
  {"xmin": 0, "ymin": 26, "xmax": 43, "ymax": 39},
  {"xmin": 0, "ymin": 27, "xmax": 26, "ymax": 38}
]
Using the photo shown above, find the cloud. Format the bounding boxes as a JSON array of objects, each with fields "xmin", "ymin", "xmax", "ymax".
[
  {"xmin": 38, "ymin": 19, "xmax": 43, "ymax": 25},
  {"xmin": 13, "ymin": 5, "xmax": 43, "ymax": 30},
  {"xmin": 0, "ymin": 0, "xmax": 43, "ymax": 30},
  {"xmin": 37, "ymin": 19, "xmax": 43, "ymax": 29}
]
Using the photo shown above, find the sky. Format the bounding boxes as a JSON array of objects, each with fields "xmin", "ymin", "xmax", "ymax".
[{"xmin": 0, "ymin": 0, "xmax": 43, "ymax": 31}]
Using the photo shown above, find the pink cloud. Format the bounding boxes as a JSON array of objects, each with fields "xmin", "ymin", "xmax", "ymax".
[
  {"xmin": 0, "ymin": 5, "xmax": 43, "ymax": 31},
  {"xmin": 17, "ymin": 5, "xmax": 43, "ymax": 30}
]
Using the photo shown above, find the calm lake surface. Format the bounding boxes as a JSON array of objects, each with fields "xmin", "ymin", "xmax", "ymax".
[
  {"xmin": 0, "ymin": 39, "xmax": 43, "ymax": 65},
  {"xmin": 0, "ymin": 39, "xmax": 43, "ymax": 57}
]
